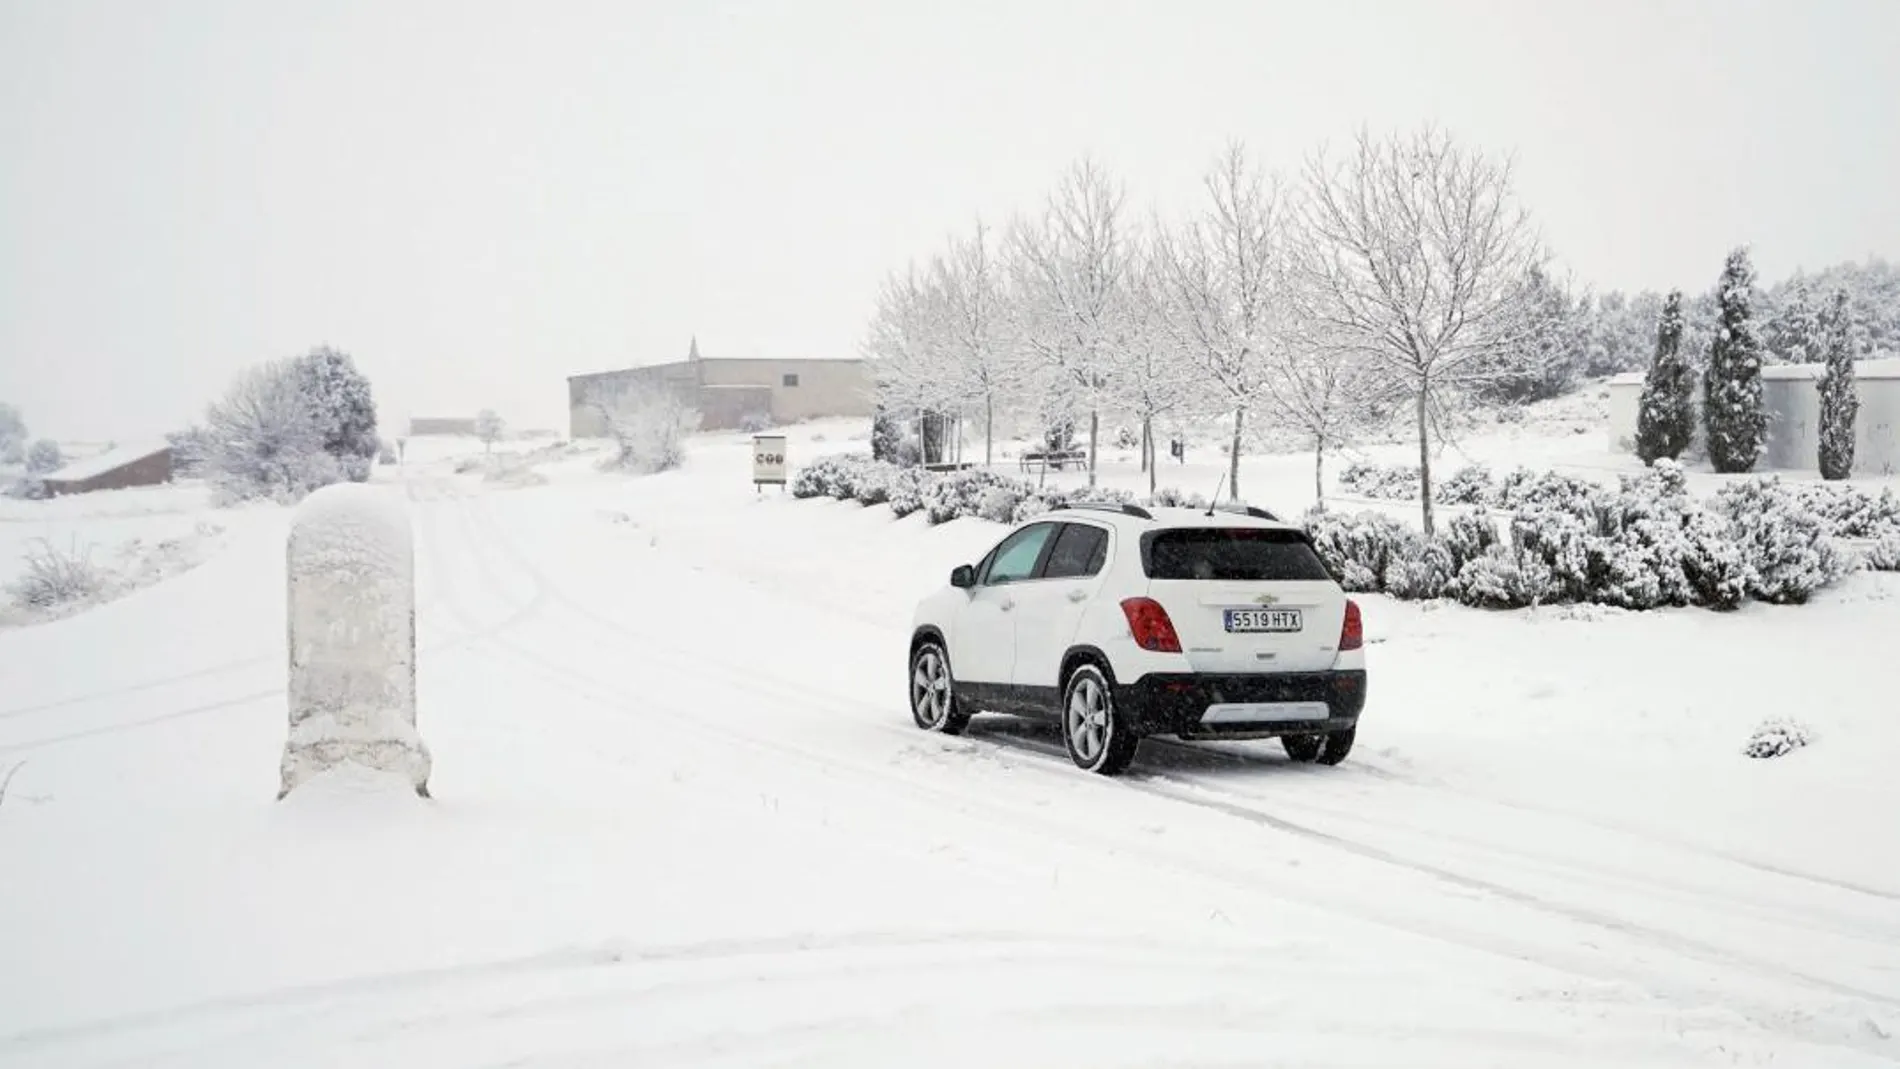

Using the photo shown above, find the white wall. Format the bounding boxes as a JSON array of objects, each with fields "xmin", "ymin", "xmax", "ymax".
[{"xmin": 1606, "ymin": 361, "xmax": 1900, "ymax": 475}]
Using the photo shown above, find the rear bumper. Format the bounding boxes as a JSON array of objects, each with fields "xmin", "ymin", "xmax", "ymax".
[{"xmin": 1115, "ymin": 670, "xmax": 1367, "ymax": 740}]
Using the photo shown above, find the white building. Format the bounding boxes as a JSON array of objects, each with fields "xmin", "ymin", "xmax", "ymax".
[{"xmin": 1606, "ymin": 358, "xmax": 1900, "ymax": 476}]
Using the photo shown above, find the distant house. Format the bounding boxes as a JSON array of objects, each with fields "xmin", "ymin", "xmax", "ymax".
[
  {"xmin": 1606, "ymin": 358, "xmax": 1900, "ymax": 475},
  {"xmin": 40, "ymin": 440, "xmax": 174, "ymax": 496},
  {"xmin": 408, "ymin": 417, "xmax": 482, "ymax": 436},
  {"xmin": 566, "ymin": 337, "xmax": 873, "ymax": 437}
]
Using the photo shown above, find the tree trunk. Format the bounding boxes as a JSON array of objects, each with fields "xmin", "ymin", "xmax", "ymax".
[
  {"xmin": 1139, "ymin": 418, "xmax": 1150, "ymax": 473},
  {"xmin": 1228, "ymin": 407, "xmax": 1245, "ymax": 502},
  {"xmin": 1416, "ymin": 391, "xmax": 1436, "ymax": 536},
  {"xmin": 1313, "ymin": 437, "xmax": 1325, "ymax": 512},
  {"xmin": 984, "ymin": 396, "xmax": 994, "ymax": 468},
  {"xmin": 1087, "ymin": 409, "xmax": 1100, "ymax": 488},
  {"xmin": 1144, "ymin": 415, "xmax": 1157, "ymax": 497}
]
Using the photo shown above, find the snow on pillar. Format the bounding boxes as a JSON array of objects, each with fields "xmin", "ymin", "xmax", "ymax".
[{"xmin": 280, "ymin": 482, "xmax": 430, "ymax": 799}]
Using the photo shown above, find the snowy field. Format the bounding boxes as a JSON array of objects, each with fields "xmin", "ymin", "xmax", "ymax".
[{"xmin": 4, "ymin": 419, "xmax": 1900, "ymax": 1067}]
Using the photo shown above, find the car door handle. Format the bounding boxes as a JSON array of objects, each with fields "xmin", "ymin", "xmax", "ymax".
[
  {"xmin": 1000, "ymin": 598, "xmax": 1015, "ymax": 611},
  {"xmin": 1066, "ymin": 589, "xmax": 1088, "ymax": 603}
]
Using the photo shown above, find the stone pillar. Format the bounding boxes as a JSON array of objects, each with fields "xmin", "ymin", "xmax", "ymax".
[{"xmin": 280, "ymin": 482, "xmax": 430, "ymax": 799}]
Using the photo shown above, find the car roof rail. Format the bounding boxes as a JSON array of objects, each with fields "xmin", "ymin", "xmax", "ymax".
[
  {"xmin": 1209, "ymin": 501, "xmax": 1281, "ymax": 522},
  {"xmin": 1061, "ymin": 502, "xmax": 1154, "ymax": 521}
]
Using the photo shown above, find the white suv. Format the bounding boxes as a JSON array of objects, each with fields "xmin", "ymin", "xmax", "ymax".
[{"xmin": 908, "ymin": 502, "xmax": 1367, "ymax": 775}]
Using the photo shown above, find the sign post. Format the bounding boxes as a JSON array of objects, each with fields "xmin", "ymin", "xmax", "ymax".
[{"xmin": 752, "ymin": 434, "xmax": 787, "ymax": 493}]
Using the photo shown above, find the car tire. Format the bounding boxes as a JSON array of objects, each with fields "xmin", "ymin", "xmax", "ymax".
[
  {"xmin": 910, "ymin": 641, "xmax": 970, "ymax": 735},
  {"xmin": 1061, "ymin": 664, "xmax": 1139, "ymax": 775},
  {"xmin": 1283, "ymin": 729, "xmax": 1354, "ymax": 766}
]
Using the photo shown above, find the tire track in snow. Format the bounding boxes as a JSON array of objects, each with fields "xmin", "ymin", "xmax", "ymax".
[{"xmin": 412, "ymin": 479, "xmax": 1900, "ymax": 1061}]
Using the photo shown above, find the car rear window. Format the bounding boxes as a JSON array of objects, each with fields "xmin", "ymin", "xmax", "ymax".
[{"xmin": 1142, "ymin": 528, "xmax": 1333, "ymax": 581}]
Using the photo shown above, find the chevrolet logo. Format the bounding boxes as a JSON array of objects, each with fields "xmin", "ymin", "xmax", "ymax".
[{"xmin": 1253, "ymin": 593, "xmax": 1279, "ymax": 605}]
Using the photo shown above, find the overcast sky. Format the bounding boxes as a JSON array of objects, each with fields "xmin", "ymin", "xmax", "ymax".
[{"xmin": 4, "ymin": 0, "xmax": 1897, "ymax": 439}]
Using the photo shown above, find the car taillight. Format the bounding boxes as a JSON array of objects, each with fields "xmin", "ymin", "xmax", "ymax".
[
  {"xmin": 1339, "ymin": 598, "xmax": 1363, "ymax": 652},
  {"xmin": 1120, "ymin": 597, "xmax": 1182, "ymax": 653}
]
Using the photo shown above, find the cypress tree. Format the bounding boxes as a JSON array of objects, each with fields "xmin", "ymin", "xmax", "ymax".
[
  {"xmin": 1635, "ymin": 290, "xmax": 1695, "ymax": 463},
  {"xmin": 1817, "ymin": 289, "xmax": 1859, "ymax": 480},
  {"xmin": 1703, "ymin": 248, "xmax": 1767, "ymax": 474}
]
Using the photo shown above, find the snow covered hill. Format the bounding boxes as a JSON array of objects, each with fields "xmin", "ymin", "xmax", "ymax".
[{"xmin": 4, "ymin": 422, "xmax": 1900, "ymax": 1068}]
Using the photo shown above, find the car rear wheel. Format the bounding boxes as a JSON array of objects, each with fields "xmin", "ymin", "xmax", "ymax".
[
  {"xmin": 1282, "ymin": 728, "xmax": 1354, "ymax": 766},
  {"xmin": 910, "ymin": 642, "xmax": 969, "ymax": 735},
  {"xmin": 1062, "ymin": 664, "xmax": 1139, "ymax": 775}
]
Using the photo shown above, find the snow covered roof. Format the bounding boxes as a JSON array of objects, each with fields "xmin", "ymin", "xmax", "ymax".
[{"xmin": 43, "ymin": 438, "xmax": 170, "ymax": 483}]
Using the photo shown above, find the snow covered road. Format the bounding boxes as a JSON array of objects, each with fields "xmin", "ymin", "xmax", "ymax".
[{"xmin": 5, "ymin": 448, "xmax": 1900, "ymax": 1067}]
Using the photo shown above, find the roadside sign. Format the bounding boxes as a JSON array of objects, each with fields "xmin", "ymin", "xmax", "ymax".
[{"xmin": 752, "ymin": 435, "xmax": 787, "ymax": 491}]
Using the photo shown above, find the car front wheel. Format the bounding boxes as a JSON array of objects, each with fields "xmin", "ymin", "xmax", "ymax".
[
  {"xmin": 1061, "ymin": 664, "xmax": 1139, "ymax": 775},
  {"xmin": 910, "ymin": 641, "xmax": 970, "ymax": 735}
]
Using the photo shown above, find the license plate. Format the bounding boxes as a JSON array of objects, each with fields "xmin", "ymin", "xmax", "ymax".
[{"xmin": 1223, "ymin": 608, "xmax": 1302, "ymax": 633}]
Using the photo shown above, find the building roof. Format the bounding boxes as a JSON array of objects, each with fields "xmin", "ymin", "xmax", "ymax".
[
  {"xmin": 567, "ymin": 355, "xmax": 865, "ymax": 382},
  {"xmin": 43, "ymin": 439, "xmax": 170, "ymax": 483}
]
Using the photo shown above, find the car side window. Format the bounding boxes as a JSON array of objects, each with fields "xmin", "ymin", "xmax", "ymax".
[
  {"xmin": 1041, "ymin": 523, "xmax": 1109, "ymax": 580},
  {"xmin": 982, "ymin": 523, "xmax": 1057, "ymax": 585}
]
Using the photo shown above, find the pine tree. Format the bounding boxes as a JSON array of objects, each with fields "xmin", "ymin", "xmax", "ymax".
[
  {"xmin": 1817, "ymin": 289, "xmax": 1859, "ymax": 480},
  {"xmin": 1703, "ymin": 248, "xmax": 1768, "ymax": 474},
  {"xmin": 1635, "ymin": 290, "xmax": 1695, "ymax": 463},
  {"xmin": 1765, "ymin": 281, "xmax": 1820, "ymax": 364}
]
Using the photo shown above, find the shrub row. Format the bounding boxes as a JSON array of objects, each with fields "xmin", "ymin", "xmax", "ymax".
[{"xmin": 794, "ymin": 454, "xmax": 1878, "ymax": 610}]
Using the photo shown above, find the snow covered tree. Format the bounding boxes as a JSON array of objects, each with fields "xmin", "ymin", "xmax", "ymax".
[
  {"xmin": 474, "ymin": 408, "xmax": 506, "ymax": 452},
  {"xmin": 588, "ymin": 379, "xmax": 700, "ymax": 474},
  {"xmin": 1007, "ymin": 157, "xmax": 1133, "ymax": 487},
  {"xmin": 291, "ymin": 346, "xmax": 379, "ymax": 481},
  {"xmin": 24, "ymin": 438, "xmax": 62, "ymax": 475},
  {"xmin": 865, "ymin": 263, "xmax": 958, "ymax": 465},
  {"xmin": 1635, "ymin": 291, "xmax": 1696, "ymax": 464},
  {"xmin": 1817, "ymin": 289, "xmax": 1859, "ymax": 480},
  {"xmin": 1295, "ymin": 125, "xmax": 1547, "ymax": 535},
  {"xmin": 1153, "ymin": 142, "xmax": 1294, "ymax": 503},
  {"xmin": 204, "ymin": 358, "xmax": 340, "ymax": 503},
  {"xmin": 1764, "ymin": 281, "xmax": 1822, "ymax": 365},
  {"xmin": 1116, "ymin": 229, "xmax": 1202, "ymax": 496},
  {"xmin": 1266, "ymin": 318, "xmax": 1377, "ymax": 509},
  {"xmin": 930, "ymin": 219, "xmax": 1024, "ymax": 466},
  {"xmin": 0, "ymin": 403, "xmax": 25, "ymax": 465},
  {"xmin": 1703, "ymin": 247, "xmax": 1768, "ymax": 474},
  {"xmin": 1476, "ymin": 267, "xmax": 1588, "ymax": 405}
]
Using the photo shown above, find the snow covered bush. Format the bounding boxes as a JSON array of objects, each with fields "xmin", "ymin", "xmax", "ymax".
[
  {"xmin": 1743, "ymin": 719, "xmax": 1812, "ymax": 760},
  {"xmin": 24, "ymin": 439, "xmax": 62, "ymax": 475},
  {"xmin": 1713, "ymin": 478, "xmax": 1850, "ymax": 604},
  {"xmin": 204, "ymin": 358, "xmax": 351, "ymax": 504},
  {"xmin": 1385, "ymin": 539, "xmax": 1458, "ymax": 600},
  {"xmin": 1778, "ymin": 482, "xmax": 1900, "ymax": 540},
  {"xmin": 885, "ymin": 467, "xmax": 930, "ymax": 518},
  {"xmin": 165, "ymin": 425, "xmax": 217, "ymax": 477},
  {"xmin": 977, "ymin": 485, "xmax": 1023, "ymax": 523},
  {"xmin": 1302, "ymin": 508, "xmax": 1424, "ymax": 593},
  {"xmin": 592, "ymin": 381, "xmax": 700, "ymax": 475},
  {"xmin": 1338, "ymin": 460, "xmax": 1419, "ymax": 500},
  {"xmin": 790, "ymin": 455, "xmax": 874, "ymax": 499},
  {"xmin": 1439, "ymin": 507, "xmax": 1501, "ymax": 572},
  {"xmin": 920, "ymin": 469, "xmax": 1021, "ymax": 525},
  {"xmin": 850, "ymin": 463, "xmax": 895, "ymax": 506},
  {"xmin": 1455, "ymin": 544, "xmax": 1559, "ymax": 609},
  {"xmin": 1862, "ymin": 530, "xmax": 1900, "ymax": 572},
  {"xmin": 1496, "ymin": 469, "xmax": 1603, "ymax": 514},
  {"xmin": 5, "ymin": 538, "xmax": 105, "ymax": 609},
  {"xmin": 1437, "ymin": 464, "xmax": 1497, "ymax": 506}
]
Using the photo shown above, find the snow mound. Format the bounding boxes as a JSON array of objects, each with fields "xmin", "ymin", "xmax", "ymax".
[{"xmin": 1743, "ymin": 719, "xmax": 1814, "ymax": 759}]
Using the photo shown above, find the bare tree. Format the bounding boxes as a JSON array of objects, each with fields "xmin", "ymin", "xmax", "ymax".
[
  {"xmin": 1154, "ymin": 142, "xmax": 1293, "ymax": 503},
  {"xmin": 1296, "ymin": 125, "xmax": 1547, "ymax": 534},
  {"xmin": 474, "ymin": 409, "xmax": 506, "ymax": 452},
  {"xmin": 864, "ymin": 263, "xmax": 959, "ymax": 463},
  {"xmin": 1117, "ymin": 226, "xmax": 1205, "ymax": 496},
  {"xmin": 1007, "ymin": 157, "xmax": 1132, "ymax": 487},
  {"xmin": 930, "ymin": 220, "xmax": 1024, "ymax": 466},
  {"xmin": 1264, "ymin": 322, "xmax": 1378, "ymax": 509}
]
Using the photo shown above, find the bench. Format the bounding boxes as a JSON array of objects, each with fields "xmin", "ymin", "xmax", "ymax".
[{"xmin": 1018, "ymin": 448, "xmax": 1088, "ymax": 473}]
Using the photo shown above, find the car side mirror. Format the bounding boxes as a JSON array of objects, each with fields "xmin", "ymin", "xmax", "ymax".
[{"xmin": 950, "ymin": 564, "xmax": 976, "ymax": 589}]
